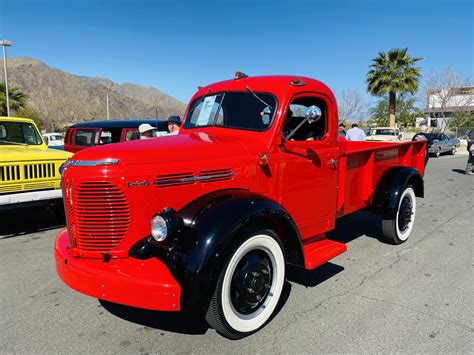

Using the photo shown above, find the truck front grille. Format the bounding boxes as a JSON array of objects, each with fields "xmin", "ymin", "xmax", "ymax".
[
  {"xmin": 0, "ymin": 163, "xmax": 56, "ymax": 182},
  {"xmin": 72, "ymin": 181, "xmax": 131, "ymax": 251}
]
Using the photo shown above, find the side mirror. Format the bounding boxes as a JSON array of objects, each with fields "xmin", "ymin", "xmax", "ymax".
[
  {"xmin": 283, "ymin": 105, "xmax": 322, "ymax": 142},
  {"xmin": 304, "ymin": 105, "xmax": 322, "ymax": 123}
]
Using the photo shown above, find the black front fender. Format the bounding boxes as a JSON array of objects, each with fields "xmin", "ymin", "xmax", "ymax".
[{"xmin": 154, "ymin": 189, "xmax": 303, "ymax": 310}]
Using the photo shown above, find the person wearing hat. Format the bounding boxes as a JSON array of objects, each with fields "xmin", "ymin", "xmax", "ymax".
[
  {"xmin": 167, "ymin": 116, "xmax": 181, "ymax": 135},
  {"xmin": 138, "ymin": 123, "xmax": 155, "ymax": 139}
]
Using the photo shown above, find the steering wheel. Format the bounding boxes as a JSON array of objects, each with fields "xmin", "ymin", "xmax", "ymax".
[{"xmin": 7, "ymin": 135, "xmax": 24, "ymax": 143}]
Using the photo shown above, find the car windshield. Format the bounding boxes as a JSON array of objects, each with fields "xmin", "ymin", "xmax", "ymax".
[
  {"xmin": 0, "ymin": 121, "xmax": 43, "ymax": 145},
  {"xmin": 373, "ymin": 129, "xmax": 396, "ymax": 135},
  {"xmin": 184, "ymin": 92, "xmax": 277, "ymax": 131},
  {"xmin": 426, "ymin": 134, "xmax": 441, "ymax": 141}
]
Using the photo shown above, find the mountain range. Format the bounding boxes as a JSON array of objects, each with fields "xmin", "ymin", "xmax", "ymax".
[{"xmin": 0, "ymin": 57, "xmax": 187, "ymax": 128}]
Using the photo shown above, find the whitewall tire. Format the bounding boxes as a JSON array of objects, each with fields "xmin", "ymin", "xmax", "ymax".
[
  {"xmin": 206, "ymin": 229, "xmax": 285, "ymax": 339},
  {"xmin": 382, "ymin": 186, "xmax": 417, "ymax": 244}
]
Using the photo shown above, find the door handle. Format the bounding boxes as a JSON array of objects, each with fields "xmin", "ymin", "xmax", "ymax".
[{"xmin": 327, "ymin": 159, "xmax": 338, "ymax": 166}]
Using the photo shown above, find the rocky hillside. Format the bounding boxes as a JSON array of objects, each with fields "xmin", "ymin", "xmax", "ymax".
[{"xmin": 0, "ymin": 57, "xmax": 186, "ymax": 127}]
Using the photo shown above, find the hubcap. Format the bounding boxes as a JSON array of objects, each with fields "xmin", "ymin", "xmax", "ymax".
[
  {"xmin": 230, "ymin": 250, "xmax": 273, "ymax": 315},
  {"xmin": 398, "ymin": 195, "xmax": 413, "ymax": 232}
]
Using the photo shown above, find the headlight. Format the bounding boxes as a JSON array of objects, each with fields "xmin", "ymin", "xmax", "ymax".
[
  {"xmin": 150, "ymin": 208, "xmax": 183, "ymax": 243},
  {"xmin": 151, "ymin": 214, "xmax": 168, "ymax": 242}
]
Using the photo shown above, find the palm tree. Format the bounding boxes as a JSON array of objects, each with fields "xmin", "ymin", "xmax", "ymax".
[
  {"xmin": 0, "ymin": 82, "xmax": 28, "ymax": 116},
  {"xmin": 367, "ymin": 48, "xmax": 422, "ymax": 127}
]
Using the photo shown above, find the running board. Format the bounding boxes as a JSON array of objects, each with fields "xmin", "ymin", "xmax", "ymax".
[{"xmin": 303, "ymin": 239, "xmax": 347, "ymax": 270}]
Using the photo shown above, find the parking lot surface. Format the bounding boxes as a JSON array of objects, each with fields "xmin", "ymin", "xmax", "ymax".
[{"xmin": 1, "ymin": 155, "xmax": 472, "ymax": 353}]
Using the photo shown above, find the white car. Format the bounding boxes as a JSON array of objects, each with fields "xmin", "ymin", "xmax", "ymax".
[
  {"xmin": 366, "ymin": 127, "xmax": 402, "ymax": 142},
  {"xmin": 42, "ymin": 132, "xmax": 65, "ymax": 147}
]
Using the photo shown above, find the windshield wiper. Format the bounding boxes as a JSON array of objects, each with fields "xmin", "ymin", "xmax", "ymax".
[
  {"xmin": 0, "ymin": 140, "xmax": 28, "ymax": 146},
  {"xmin": 246, "ymin": 85, "xmax": 274, "ymax": 110}
]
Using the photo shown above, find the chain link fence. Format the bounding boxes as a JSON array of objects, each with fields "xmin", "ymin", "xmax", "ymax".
[{"xmin": 447, "ymin": 127, "xmax": 473, "ymax": 139}]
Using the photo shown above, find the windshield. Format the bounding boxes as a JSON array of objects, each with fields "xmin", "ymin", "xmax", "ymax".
[
  {"xmin": 372, "ymin": 129, "xmax": 397, "ymax": 135},
  {"xmin": 184, "ymin": 92, "xmax": 277, "ymax": 131},
  {"xmin": 0, "ymin": 121, "xmax": 43, "ymax": 145}
]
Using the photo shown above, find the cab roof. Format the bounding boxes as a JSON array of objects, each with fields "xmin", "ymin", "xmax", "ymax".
[
  {"xmin": 0, "ymin": 116, "xmax": 36, "ymax": 124},
  {"xmin": 193, "ymin": 75, "xmax": 336, "ymax": 103},
  {"xmin": 69, "ymin": 119, "xmax": 168, "ymax": 129}
]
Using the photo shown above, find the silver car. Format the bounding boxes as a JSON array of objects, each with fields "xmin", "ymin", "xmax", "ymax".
[{"xmin": 422, "ymin": 133, "xmax": 460, "ymax": 158}]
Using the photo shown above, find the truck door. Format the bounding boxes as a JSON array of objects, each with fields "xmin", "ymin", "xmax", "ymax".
[{"xmin": 273, "ymin": 95, "xmax": 338, "ymax": 240}]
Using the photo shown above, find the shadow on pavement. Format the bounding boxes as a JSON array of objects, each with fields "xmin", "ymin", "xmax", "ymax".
[
  {"xmin": 451, "ymin": 168, "xmax": 468, "ymax": 175},
  {"xmin": 287, "ymin": 262, "xmax": 344, "ymax": 288},
  {"xmin": 327, "ymin": 209, "xmax": 382, "ymax": 244},
  {"xmin": 99, "ymin": 281, "xmax": 292, "ymax": 336},
  {"xmin": 0, "ymin": 205, "xmax": 65, "ymax": 238}
]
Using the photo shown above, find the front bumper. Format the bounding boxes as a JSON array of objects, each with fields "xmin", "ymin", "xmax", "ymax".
[
  {"xmin": 54, "ymin": 229, "xmax": 181, "ymax": 311},
  {"xmin": 0, "ymin": 188, "xmax": 62, "ymax": 209}
]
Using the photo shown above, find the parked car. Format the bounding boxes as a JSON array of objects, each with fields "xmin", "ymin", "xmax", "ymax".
[
  {"xmin": 43, "ymin": 132, "xmax": 65, "ymax": 147},
  {"xmin": 413, "ymin": 132, "xmax": 460, "ymax": 157},
  {"xmin": 366, "ymin": 127, "xmax": 402, "ymax": 142},
  {"xmin": 0, "ymin": 116, "xmax": 72, "ymax": 212},
  {"xmin": 55, "ymin": 74, "xmax": 426, "ymax": 339},
  {"xmin": 64, "ymin": 119, "xmax": 168, "ymax": 153}
]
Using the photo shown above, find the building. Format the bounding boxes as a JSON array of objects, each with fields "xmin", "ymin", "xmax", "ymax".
[{"xmin": 425, "ymin": 86, "xmax": 474, "ymax": 129}]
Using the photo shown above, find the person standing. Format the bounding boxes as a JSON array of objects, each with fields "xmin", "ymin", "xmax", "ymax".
[
  {"xmin": 346, "ymin": 123, "xmax": 366, "ymax": 141},
  {"xmin": 466, "ymin": 128, "xmax": 474, "ymax": 175},
  {"xmin": 338, "ymin": 123, "xmax": 346, "ymax": 137},
  {"xmin": 412, "ymin": 121, "xmax": 431, "ymax": 167},
  {"xmin": 138, "ymin": 123, "xmax": 155, "ymax": 139},
  {"xmin": 167, "ymin": 116, "xmax": 181, "ymax": 135}
]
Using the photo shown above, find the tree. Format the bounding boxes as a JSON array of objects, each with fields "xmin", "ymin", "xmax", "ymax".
[
  {"xmin": 0, "ymin": 82, "xmax": 28, "ymax": 116},
  {"xmin": 337, "ymin": 90, "xmax": 368, "ymax": 123},
  {"xmin": 369, "ymin": 95, "xmax": 422, "ymax": 127},
  {"xmin": 423, "ymin": 68, "xmax": 473, "ymax": 131},
  {"xmin": 367, "ymin": 48, "xmax": 422, "ymax": 127}
]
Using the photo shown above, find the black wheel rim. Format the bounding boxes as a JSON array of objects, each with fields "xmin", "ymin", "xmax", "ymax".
[
  {"xmin": 398, "ymin": 195, "xmax": 413, "ymax": 232},
  {"xmin": 230, "ymin": 250, "xmax": 273, "ymax": 315}
]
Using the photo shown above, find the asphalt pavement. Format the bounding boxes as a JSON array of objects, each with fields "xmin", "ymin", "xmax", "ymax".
[{"xmin": 1, "ymin": 154, "xmax": 473, "ymax": 353}]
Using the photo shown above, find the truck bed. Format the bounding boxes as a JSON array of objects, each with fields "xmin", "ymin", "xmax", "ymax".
[{"xmin": 336, "ymin": 140, "xmax": 426, "ymax": 217}]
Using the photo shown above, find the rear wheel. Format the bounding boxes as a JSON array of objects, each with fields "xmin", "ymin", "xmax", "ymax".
[
  {"xmin": 450, "ymin": 146, "xmax": 456, "ymax": 155},
  {"xmin": 435, "ymin": 147, "xmax": 441, "ymax": 158},
  {"xmin": 205, "ymin": 229, "xmax": 285, "ymax": 339},
  {"xmin": 381, "ymin": 186, "xmax": 416, "ymax": 244}
]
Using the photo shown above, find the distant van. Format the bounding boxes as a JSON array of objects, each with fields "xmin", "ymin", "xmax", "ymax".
[{"xmin": 64, "ymin": 119, "xmax": 168, "ymax": 153}]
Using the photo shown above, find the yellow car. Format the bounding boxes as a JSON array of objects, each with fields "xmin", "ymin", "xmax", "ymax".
[{"xmin": 0, "ymin": 116, "xmax": 72, "ymax": 211}]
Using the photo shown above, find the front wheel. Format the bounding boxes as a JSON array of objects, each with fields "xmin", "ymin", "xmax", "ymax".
[
  {"xmin": 381, "ymin": 186, "xmax": 417, "ymax": 244},
  {"xmin": 450, "ymin": 146, "xmax": 456, "ymax": 155},
  {"xmin": 206, "ymin": 229, "xmax": 285, "ymax": 339},
  {"xmin": 435, "ymin": 147, "xmax": 441, "ymax": 158}
]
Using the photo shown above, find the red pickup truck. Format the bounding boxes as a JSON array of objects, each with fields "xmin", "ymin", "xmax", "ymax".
[{"xmin": 55, "ymin": 74, "xmax": 426, "ymax": 339}]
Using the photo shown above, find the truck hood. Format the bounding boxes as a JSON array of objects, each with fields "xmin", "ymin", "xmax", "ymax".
[
  {"xmin": 0, "ymin": 145, "xmax": 72, "ymax": 163},
  {"xmin": 71, "ymin": 132, "xmax": 254, "ymax": 165}
]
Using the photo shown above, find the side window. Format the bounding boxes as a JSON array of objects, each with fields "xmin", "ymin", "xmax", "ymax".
[
  {"xmin": 74, "ymin": 129, "xmax": 99, "ymax": 146},
  {"xmin": 124, "ymin": 129, "xmax": 139, "ymax": 141},
  {"xmin": 283, "ymin": 97, "xmax": 327, "ymax": 141},
  {"xmin": 100, "ymin": 130, "xmax": 112, "ymax": 144}
]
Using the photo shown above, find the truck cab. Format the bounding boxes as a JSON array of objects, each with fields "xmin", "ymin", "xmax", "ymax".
[{"xmin": 55, "ymin": 75, "xmax": 426, "ymax": 339}]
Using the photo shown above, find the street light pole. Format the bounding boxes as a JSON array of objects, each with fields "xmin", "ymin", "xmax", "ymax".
[
  {"xmin": 1, "ymin": 39, "xmax": 12, "ymax": 117},
  {"xmin": 106, "ymin": 92, "xmax": 110, "ymax": 120}
]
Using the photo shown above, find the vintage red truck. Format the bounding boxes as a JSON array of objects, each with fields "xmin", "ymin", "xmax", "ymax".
[{"xmin": 55, "ymin": 74, "xmax": 426, "ymax": 339}]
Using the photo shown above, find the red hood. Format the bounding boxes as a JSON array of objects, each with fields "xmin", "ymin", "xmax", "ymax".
[{"xmin": 71, "ymin": 132, "xmax": 254, "ymax": 165}]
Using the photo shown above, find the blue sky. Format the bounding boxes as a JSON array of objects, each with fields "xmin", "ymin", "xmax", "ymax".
[{"xmin": 1, "ymin": 0, "xmax": 473, "ymax": 104}]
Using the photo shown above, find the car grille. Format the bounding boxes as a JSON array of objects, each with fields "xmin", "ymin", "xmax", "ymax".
[
  {"xmin": 71, "ymin": 181, "xmax": 131, "ymax": 252},
  {"xmin": 0, "ymin": 163, "xmax": 56, "ymax": 182}
]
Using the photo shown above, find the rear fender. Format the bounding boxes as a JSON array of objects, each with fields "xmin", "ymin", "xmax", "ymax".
[{"xmin": 372, "ymin": 167, "xmax": 424, "ymax": 217}]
